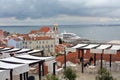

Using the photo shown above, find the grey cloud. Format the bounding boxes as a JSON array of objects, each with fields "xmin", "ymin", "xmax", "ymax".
[
  {"xmin": 0, "ymin": 0, "xmax": 120, "ymax": 19},
  {"xmin": 0, "ymin": 0, "xmax": 66, "ymax": 19}
]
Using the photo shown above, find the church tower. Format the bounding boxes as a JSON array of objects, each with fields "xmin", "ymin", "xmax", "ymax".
[
  {"xmin": 53, "ymin": 23, "xmax": 59, "ymax": 45},
  {"xmin": 53, "ymin": 23, "xmax": 58, "ymax": 34}
]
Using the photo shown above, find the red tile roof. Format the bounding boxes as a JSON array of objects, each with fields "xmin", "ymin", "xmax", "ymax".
[
  {"xmin": 23, "ymin": 36, "xmax": 54, "ymax": 40},
  {"xmin": 29, "ymin": 26, "xmax": 51, "ymax": 34},
  {"xmin": 38, "ymin": 26, "xmax": 50, "ymax": 33},
  {"xmin": 55, "ymin": 45, "xmax": 64, "ymax": 53},
  {"xmin": 29, "ymin": 30, "xmax": 38, "ymax": 34}
]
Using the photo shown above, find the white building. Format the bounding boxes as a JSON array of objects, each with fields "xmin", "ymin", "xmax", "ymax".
[
  {"xmin": 29, "ymin": 24, "xmax": 59, "ymax": 45},
  {"xmin": 22, "ymin": 35, "xmax": 55, "ymax": 56}
]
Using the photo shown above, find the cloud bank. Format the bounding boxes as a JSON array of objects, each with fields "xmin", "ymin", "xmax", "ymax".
[{"xmin": 0, "ymin": 0, "xmax": 120, "ymax": 19}]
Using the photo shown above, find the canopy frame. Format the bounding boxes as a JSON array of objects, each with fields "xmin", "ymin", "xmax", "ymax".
[{"xmin": 72, "ymin": 43, "xmax": 120, "ymax": 73}]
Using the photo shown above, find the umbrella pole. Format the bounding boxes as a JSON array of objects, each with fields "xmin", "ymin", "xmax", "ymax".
[
  {"xmin": 10, "ymin": 69, "xmax": 13, "ymax": 80},
  {"xmin": 38, "ymin": 62, "xmax": 41, "ymax": 80},
  {"xmin": 94, "ymin": 53, "xmax": 96, "ymax": 66},
  {"xmin": 78, "ymin": 49, "xmax": 80, "ymax": 59},
  {"xmin": 42, "ymin": 61, "xmax": 44, "ymax": 76},
  {"xmin": 101, "ymin": 53, "xmax": 103, "ymax": 69},
  {"xmin": 53, "ymin": 62, "xmax": 56, "ymax": 75},
  {"xmin": 81, "ymin": 49, "xmax": 84, "ymax": 73},
  {"xmin": 110, "ymin": 54, "xmax": 112, "ymax": 68},
  {"xmin": 20, "ymin": 74, "xmax": 22, "ymax": 80}
]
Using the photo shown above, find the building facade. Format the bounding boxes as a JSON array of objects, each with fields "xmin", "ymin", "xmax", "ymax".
[
  {"xmin": 7, "ymin": 37, "xmax": 23, "ymax": 48},
  {"xmin": 22, "ymin": 35, "xmax": 55, "ymax": 56},
  {"xmin": 29, "ymin": 25, "xmax": 59, "ymax": 45}
]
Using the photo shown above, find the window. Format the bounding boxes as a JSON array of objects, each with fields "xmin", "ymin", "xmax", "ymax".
[
  {"xmin": 42, "ymin": 45, "xmax": 44, "ymax": 48},
  {"xmin": 51, "ymin": 44, "xmax": 53, "ymax": 47},
  {"xmin": 45, "ymin": 45, "xmax": 47, "ymax": 48},
  {"xmin": 29, "ymin": 42, "xmax": 31, "ymax": 44},
  {"xmin": 43, "ymin": 41, "xmax": 44, "ymax": 44}
]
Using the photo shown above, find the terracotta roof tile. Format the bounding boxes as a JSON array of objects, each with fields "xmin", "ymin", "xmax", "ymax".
[
  {"xmin": 29, "ymin": 30, "xmax": 38, "ymax": 34},
  {"xmin": 39, "ymin": 26, "xmax": 50, "ymax": 33},
  {"xmin": 55, "ymin": 45, "xmax": 64, "ymax": 53},
  {"xmin": 23, "ymin": 36, "xmax": 54, "ymax": 40},
  {"xmin": 29, "ymin": 26, "xmax": 50, "ymax": 34}
]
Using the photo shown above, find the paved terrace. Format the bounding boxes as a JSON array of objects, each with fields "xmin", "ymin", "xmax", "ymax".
[
  {"xmin": 30, "ymin": 63, "xmax": 120, "ymax": 80},
  {"xmin": 11, "ymin": 49, "xmax": 120, "ymax": 80}
]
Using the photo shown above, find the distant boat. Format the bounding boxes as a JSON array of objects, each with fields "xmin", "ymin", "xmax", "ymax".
[{"xmin": 59, "ymin": 31, "xmax": 80, "ymax": 42}]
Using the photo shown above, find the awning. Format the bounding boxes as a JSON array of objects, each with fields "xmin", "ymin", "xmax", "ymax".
[
  {"xmin": 90, "ymin": 44, "xmax": 112, "ymax": 53},
  {"xmin": 0, "ymin": 57, "xmax": 41, "ymax": 65},
  {"xmin": 15, "ymin": 49, "xmax": 32, "ymax": 54},
  {"xmin": 0, "ymin": 61, "xmax": 29, "ymax": 75},
  {"xmin": 16, "ymin": 54, "xmax": 55, "ymax": 61},
  {"xmin": 97, "ymin": 44, "xmax": 111, "ymax": 49},
  {"xmin": 1, "ymin": 47, "xmax": 12, "ymax": 51},
  {"xmin": 1, "ymin": 48, "xmax": 21, "ymax": 58},
  {"xmin": 3, "ymin": 48, "xmax": 21, "ymax": 53},
  {"xmin": 15, "ymin": 55, "xmax": 55, "ymax": 73},
  {"xmin": 0, "ymin": 48, "xmax": 43, "ymax": 59},
  {"xmin": 82, "ymin": 44, "xmax": 100, "ymax": 49},
  {"xmin": 0, "ymin": 69, "xmax": 10, "ymax": 80},
  {"xmin": 27, "ymin": 50, "xmax": 42, "ymax": 54},
  {"xmin": 0, "ymin": 55, "xmax": 45, "ymax": 80},
  {"xmin": 104, "ymin": 45, "xmax": 120, "ymax": 54},
  {"xmin": 72, "ymin": 43, "xmax": 120, "ymax": 73},
  {"xmin": 72, "ymin": 44, "xmax": 88, "ymax": 48},
  {"xmin": 72, "ymin": 43, "xmax": 120, "ymax": 54}
]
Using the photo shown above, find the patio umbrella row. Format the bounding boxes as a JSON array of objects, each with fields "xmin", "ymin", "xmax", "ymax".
[
  {"xmin": 0, "ymin": 54, "xmax": 55, "ymax": 80},
  {"xmin": 0, "ymin": 60, "xmax": 29, "ymax": 80},
  {"xmin": 72, "ymin": 43, "xmax": 120, "ymax": 73},
  {"xmin": 0, "ymin": 47, "xmax": 43, "ymax": 58}
]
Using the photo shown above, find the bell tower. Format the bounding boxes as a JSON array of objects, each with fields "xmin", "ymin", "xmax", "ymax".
[
  {"xmin": 53, "ymin": 23, "xmax": 59, "ymax": 45},
  {"xmin": 53, "ymin": 23, "xmax": 58, "ymax": 33}
]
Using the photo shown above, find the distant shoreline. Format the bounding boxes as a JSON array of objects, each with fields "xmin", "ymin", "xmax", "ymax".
[
  {"xmin": 1, "ymin": 23, "xmax": 120, "ymax": 27},
  {"xmin": 0, "ymin": 25, "xmax": 120, "ymax": 41}
]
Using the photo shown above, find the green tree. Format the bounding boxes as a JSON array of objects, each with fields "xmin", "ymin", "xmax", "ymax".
[
  {"xmin": 63, "ymin": 67, "xmax": 77, "ymax": 80},
  {"xmin": 3, "ymin": 31, "xmax": 10, "ymax": 37},
  {"xmin": 96, "ymin": 68, "xmax": 116, "ymax": 80}
]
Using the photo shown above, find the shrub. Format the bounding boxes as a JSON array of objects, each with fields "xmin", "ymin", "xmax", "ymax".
[
  {"xmin": 63, "ymin": 67, "xmax": 77, "ymax": 80},
  {"xmin": 46, "ymin": 74, "xmax": 59, "ymax": 80},
  {"xmin": 96, "ymin": 68, "xmax": 116, "ymax": 80}
]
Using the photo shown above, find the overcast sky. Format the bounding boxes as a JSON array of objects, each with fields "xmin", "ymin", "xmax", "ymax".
[{"xmin": 0, "ymin": 0, "xmax": 120, "ymax": 25}]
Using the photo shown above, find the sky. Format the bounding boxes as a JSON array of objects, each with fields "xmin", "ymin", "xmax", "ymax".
[{"xmin": 0, "ymin": 0, "xmax": 120, "ymax": 25}]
